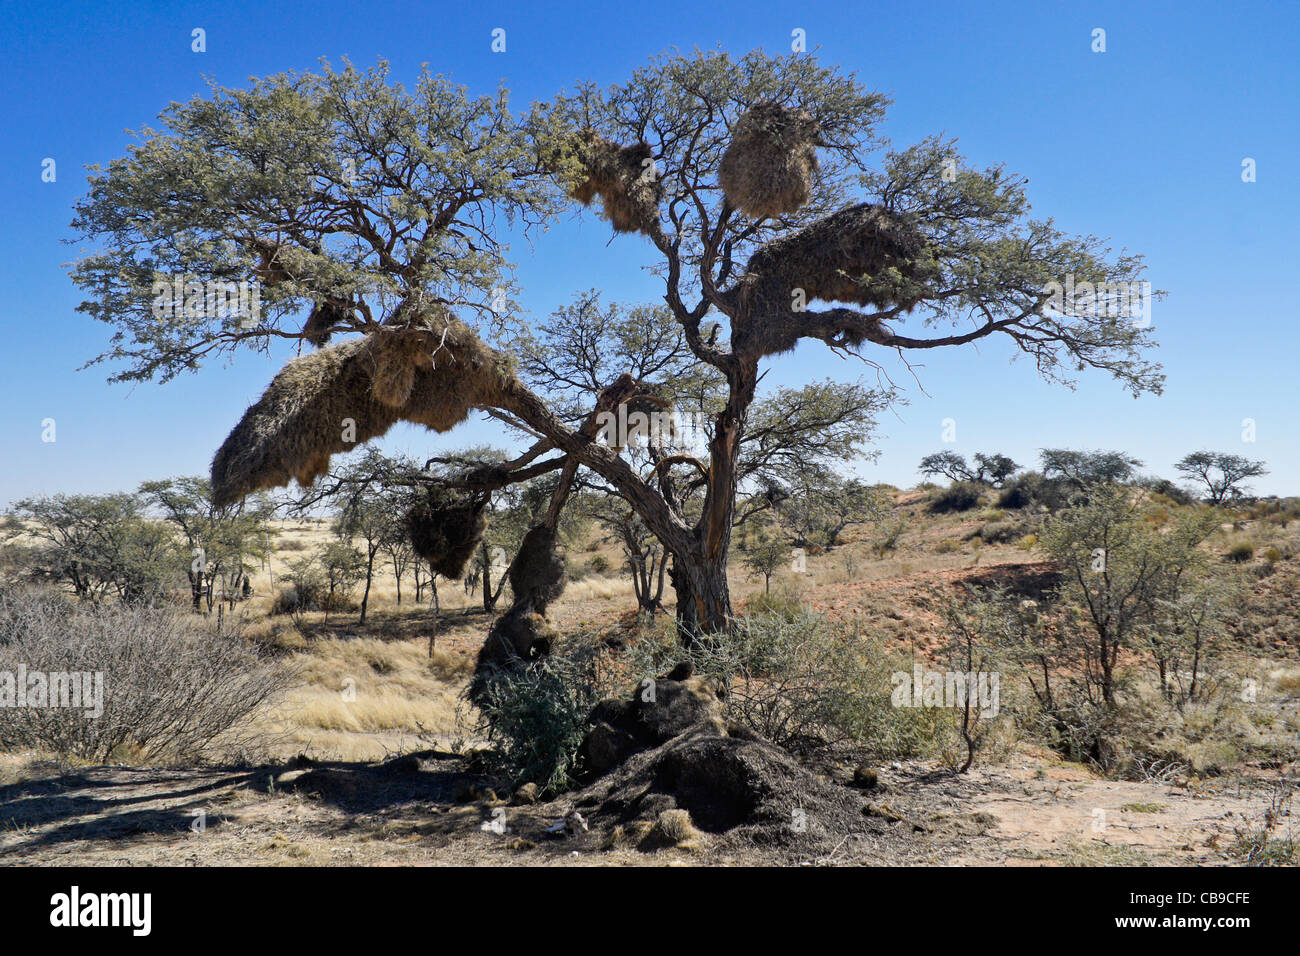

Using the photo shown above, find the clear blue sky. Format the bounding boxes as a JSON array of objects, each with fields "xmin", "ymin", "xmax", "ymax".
[{"xmin": 2, "ymin": 0, "xmax": 1297, "ymax": 506}]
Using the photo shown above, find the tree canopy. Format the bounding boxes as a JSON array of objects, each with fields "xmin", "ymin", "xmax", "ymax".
[{"xmin": 69, "ymin": 50, "xmax": 1165, "ymax": 638}]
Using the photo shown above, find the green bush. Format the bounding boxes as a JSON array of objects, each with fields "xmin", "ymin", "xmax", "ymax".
[
  {"xmin": 628, "ymin": 610, "xmax": 950, "ymax": 758},
  {"xmin": 475, "ymin": 651, "xmax": 602, "ymax": 794},
  {"xmin": 587, "ymin": 554, "xmax": 611, "ymax": 574},
  {"xmin": 742, "ymin": 582, "xmax": 806, "ymax": 621},
  {"xmin": 928, "ymin": 481, "xmax": 983, "ymax": 514},
  {"xmin": 996, "ymin": 472, "xmax": 1071, "ymax": 511},
  {"xmin": 1225, "ymin": 542, "xmax": 1255, "ymax": 563}
]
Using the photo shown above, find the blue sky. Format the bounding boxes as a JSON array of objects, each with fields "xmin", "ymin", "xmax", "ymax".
[{"xmin": 2, "ymin": 0, "xmax": 1297, "ymax": 506}]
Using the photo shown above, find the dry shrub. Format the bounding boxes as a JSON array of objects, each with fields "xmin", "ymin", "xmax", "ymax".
[
  {"xmin": 0, "ymin": 589, "xmax": 285, "ymax": 763},
  {"xmin": 719, "ymin": 101, "xmax": 821, "ymax": 219}
]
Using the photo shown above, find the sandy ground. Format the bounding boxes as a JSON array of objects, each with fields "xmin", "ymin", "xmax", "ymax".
[{"xmin": 2, "ymin": 748, "xmax": 1292, "ymax": 867}]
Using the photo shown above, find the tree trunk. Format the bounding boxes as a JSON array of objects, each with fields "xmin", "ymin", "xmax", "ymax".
[
  {"xmin": 480, "ymin": 543, "xmax": 494, "ymax": 613},
  {"xmin": 428, "ymin": 576, "xmax": 440, "ymax": 659},
  {"xmin": 670, "ymin": 551, "xmax": 733, "ymax": 642},
  {"xmin": 359, "ymin": 547, "xmax": 376, "ymax": 624},
  {"xmin": 667, "ymin": 357, "xmax": 756, "ymax": 643}
]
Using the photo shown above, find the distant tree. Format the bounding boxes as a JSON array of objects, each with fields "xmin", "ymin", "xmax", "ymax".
[
  {"xmin": 382, "ymin": 525, "xmax": 416, "ymax": 606},
  {"xmin": 6, "ymin": 494, "xmax": 180, "ymax": 604},
  {"xmin": 919, "ymin": 451, "xmax": 975, "ymax": 484},
  {"xmin": 139, "ymin": 476, "xmax": 272, "ymax": 611},
  {"xmin": 972, "ymin": 452, "xmax": 1020, "ymax": 488},
  {"xmin": 744, "ymin": 535, "xmax": 789, "ymax": 594},
  {"xmin": 1174, "ymin": 451, "xmax": 1268, "ymax": 505},
  {"xmin": 585, "ymin": 501, "xmax": 668, "ymax": 615},
  {"xmin": 1040, "ymin": 484, "xmax": 1219, "ymax": 706},
  {"xmin": 317, "ymin": 541, "xmax": 366, "ymax": 624},
  {"xmin": 919, "ymin": 451, "xmax": 1018, "ymax": 487},
  {"xmin": 1040, "ymin": 448, "xmax": 1142, "ymax": 489},
  {"xmin": 769, "ymin": 470, "xmax": 885, "ymax": 549}
]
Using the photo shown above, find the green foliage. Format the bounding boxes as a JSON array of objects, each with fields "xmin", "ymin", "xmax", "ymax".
[
  {"xmin": 629, "ymin": 610, "xmax": 948, "ymax": 758},
  {"xmin": 743, "ymin": 535, "xmax": 790, "ymax": 592},
  {"xmin": 70, "ymin": 60, "xmax": 559, "ymax": 383},
  {"xmin": 475, "ymin": 651, "xmax": 602, "ymax": 794},
  {"xmin": 1175, "ymin": 451, "xmax": 1269, "ymax": 505},
  {"xmin": 928, "ymin": 481, "xmax": 983, "ymax": 514},
  {"xmin": 1040, "ymin": 448, "xmax": 1143, "ymax": 488},
  {"xmin": 996, "ymin": 471, "xmax": 1069, "ymax": 511},
  {"xmin": 1039, "ymin": 486, "xmax": 1222, "ymax": 707},
  {"xmin": 919, "ymin": 451, "xmax": 1019, "ymax": 487},
  {"xmin": 6, "ymin": 493, "xmax": 182, "ymax": 605},
  {"xmin": 139, "ymin": 475, "xmax": 273, "ymax": 610}
]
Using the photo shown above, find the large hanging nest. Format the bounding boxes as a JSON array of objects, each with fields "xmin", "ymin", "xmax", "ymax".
[
  {"xmin": 302, "ymin": 302, "xmax": 350, "ymax": 348},
  {"xmin": 718, "ymin": 102, "xmax": 823, "ymax": 219},
  {"xmin": 729, "ymin": 203, "xmax": 935, "ymax": 358},
  {"xmin": 405, "ymin": 490, "xmax": 488, "ymax": 579},
  {"xmin": 560, "ymin": 131, "xmax": 662, "ymax": 235},
  {"xmin": 467, "ymin": 524, "xmax": 568, "ymax": 704},
  {"xmin": 508, "ymin": 525, "xmax": 568, "ymax": 614},
  {"xmin": 469, "ymin": 608, "xmax": 557, "ymax": 704},
  {"xmin": 210, "ymin": 314, "xmax": 515, "ymax": 508}
]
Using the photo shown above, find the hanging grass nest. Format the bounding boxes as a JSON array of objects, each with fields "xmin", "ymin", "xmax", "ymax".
[
  {"xmin": 562, "ymin": 130, "xmax": 662, "ymax": 235},
  {"xmin": 508, "ymin": 524, "xmax": 568, "ymax": 614},
  {"xmin": 466, "ymin": 524, "xmax": 568, "ymax": 705},
  {"xmin": 210, "ymin": 313, "xmax": 516, "ymax": 507},
  {"xmin": 302, "ymin": 302, "xmax": 349, "ymax": 348},
  {"xmin": 718, "ymin": 102, "xmax": 823, "ymax": 219},
  {"xmin": 405, "ymin": 490, "xmax": 488, "ymax": 579},
  {"xmin": 469, "ymin": 607, "xmax": 557, "ymax": 704},
  {"xmin": 729, "ymin": 202, "xmax": 935, "ymax": 357}
]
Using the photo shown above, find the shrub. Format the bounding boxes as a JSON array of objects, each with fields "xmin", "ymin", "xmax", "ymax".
[
  {"xmin": 928, "ymin": 482, "xmax": 983, "ymax": 514},
  {"xmin": 587, "ymin": 554, "xmax": 611, "ymax": 574},
  {"xmin": 871, "ymin": 518, "xmax": 906, "ymax": 557},
  {"xmin": 628, "ymin": 610, "xmax": 949, "ymax": 758},
  {"xmin": 997, "ymin": 472, "xmax": 1071, "ymax": 512},
  {"xmin": 934, "ymin": 538, "xmax": 961, "ymax": 554},
  {"xmin": 1138, "ymin": 476, "xmax": 1195, "ymax": 506},
  {"xmin": 1226, "ymin": 542, "xmax": 1255, "ymax": 563},
  {"xmin": 0, "ymin": 588, "xmax": 285, "ymax": 762},
  {"xmin": 1016, "ymin": 533, "xmax": 1038, "ymax": 550},
  {"xmin": 742, "ymin": 582, "xmax": 806, "ymax": 622},
  {"xmin": 964, "ymin": 522, "xmax": 1021, "ymax": 545},
  {"xmin": 1262, "ymin": 546, "xmax": 1283, "ymax": 563},
  {"xmin": 474, "ymin": 649, "xmax": 602, "ymax": 794},
  {"xmin": 271, "ymin": 585, "xmax": 318, "ymax": 615}
]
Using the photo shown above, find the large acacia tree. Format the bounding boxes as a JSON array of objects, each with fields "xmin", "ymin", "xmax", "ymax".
[{"xmin": 70, "ymin": 51, "xmax": 1161, "ymax": 639}]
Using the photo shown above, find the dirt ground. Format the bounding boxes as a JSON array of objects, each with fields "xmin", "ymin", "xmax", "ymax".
[{"xmin": 0, "ymin": 748, "xmax": 1291, "ymax": 867}]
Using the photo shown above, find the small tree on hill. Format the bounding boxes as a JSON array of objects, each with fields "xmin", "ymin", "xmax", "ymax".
[
  {"xmin": 1175, "ymin": 451, "xmax": 1268, "ymax": 505},
  {"xmin": 1040, "ymin": 448, "xmax": 1142, "ymax": 489}
]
